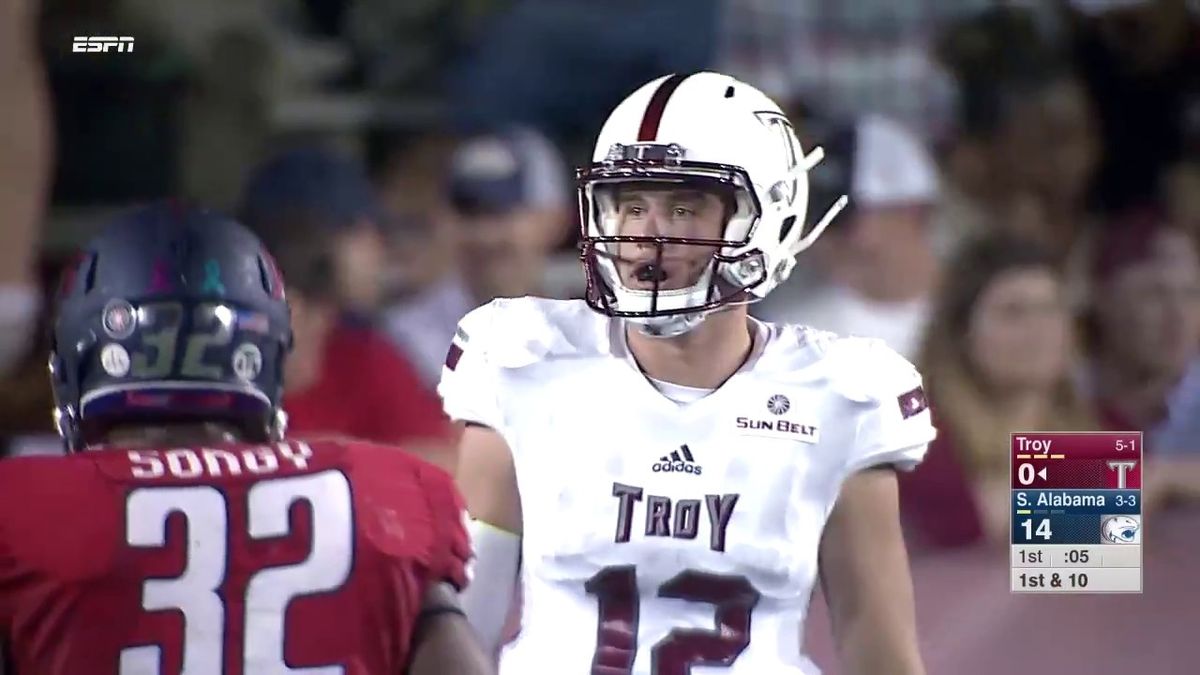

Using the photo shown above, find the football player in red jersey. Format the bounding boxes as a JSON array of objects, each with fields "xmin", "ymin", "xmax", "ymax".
[{"xmin": 0, "ymin": 203, "xmax": 493, "ymax": 675}]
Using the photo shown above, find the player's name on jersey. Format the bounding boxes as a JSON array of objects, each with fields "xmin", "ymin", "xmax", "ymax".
[
  {"xmin": 127, "ymin": 442, "xmax": 314, "ymax": 480},
  {"xmin": 1011, "ymin": 489, "xmax": 1139, "ymax": 514}
]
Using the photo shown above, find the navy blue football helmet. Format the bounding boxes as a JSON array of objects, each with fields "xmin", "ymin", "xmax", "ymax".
[{"xmin": 49, "ymin": 202, "xmax": 293, "ymax": 451}]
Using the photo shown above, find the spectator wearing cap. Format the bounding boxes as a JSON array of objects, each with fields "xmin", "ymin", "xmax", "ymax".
[
  {"xmin": 239, "ymin": 147, "xmax": 454, "ymax": 469},
  {"xmin": 383, "ymin": 126, "xmax": 572, "ymax": 387},
  {"xmin": 754, "ymin": 114, "xmax": 940, "ymax": 361},
  {"xmin": 1080, "ymin": 210, "xmax": 1200, "ymax": 505},
  {"xmin": 240, "ymin": 147, "xmax": 390, "ymax": 321}
]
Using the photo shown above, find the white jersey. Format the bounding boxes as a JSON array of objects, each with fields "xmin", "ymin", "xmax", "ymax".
[{"xmin": 439, "ymin": 297, "xmax": 935, "ymax": 675}]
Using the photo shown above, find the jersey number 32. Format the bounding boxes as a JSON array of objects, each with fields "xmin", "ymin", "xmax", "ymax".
[{"xmin": 119, "ymin": 471, "xmax": 352, "ymax": 673}]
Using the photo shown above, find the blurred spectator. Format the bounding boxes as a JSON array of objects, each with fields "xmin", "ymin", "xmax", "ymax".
[
  {"xmin": 383, "ymin": 126, "xmax": 571, "ymax": 386},
  {"xmin": 240, "ymin": 146, "xmax": 389, "ymax": 319},
  {"xmin": 239, "ymin": 154, "xmax": 453, "ymax": 469},
  {"xmin": 1069, "ymin": 0, "xmax": 1200, "ymax": 214},
  {"xmin": 935, "ymin": 5, "xmax": 1101, "ymax": 262},
  {"xmin": 343, "ymin": 0, "xmax": 482, "ymax": 94},
  {"xmin": 369, "ymin": 128, "xmax": 460, "ymax": 224},
  {"xmin": 1163, "ymin": 158, "xmax": 1200, "ymax": 237},
  {"xmin": 0, "ymin": 0, "xmax": 57, "ymax": 459},
  {"xmin": 1081, "ymin": 212, "xmax": 1200, "ymax": 461},
  {"xmin": 902, "ymin": 234, "xmax": 1096, "ymax": 550},
  {"xmin": 0, "ymin": 258, "xmax": 66, "ymax": 459},
  {"xmin": 1162, "ymin": 104, "xmax": 1200, "ymax": 237},
  {"xmin": 444, "ymin": 0, "xmax": 718, "ymax": 150},
  {"xmin": 0, "ymin": 0, "xmax": 50, "ymax": 378},
  {"xmin": 369, "ymin": 128, "xmax": 462, "ymax": 298},
  {"xmin": 754, "ymin": 114, "xmax": 940, "ymax": 361},
  {"xmin": 718, "ymin": 0, "xmax": 1004, "ymax": 143}
]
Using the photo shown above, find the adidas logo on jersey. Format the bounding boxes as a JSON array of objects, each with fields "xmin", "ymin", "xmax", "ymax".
[{"xmin": 652, "ymin": 444, "xmax": 702, "ymax": 475}]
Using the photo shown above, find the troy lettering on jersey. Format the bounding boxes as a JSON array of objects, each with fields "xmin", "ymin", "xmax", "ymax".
[
  {"xmin": 127, "ymin": 441, "xmax": 313, "ymax": 479},
  {"xmin": 610, "ymin": 481, "xmax": 738, "ymax": 552}
]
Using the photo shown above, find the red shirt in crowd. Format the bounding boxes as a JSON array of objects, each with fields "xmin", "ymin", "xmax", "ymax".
[
  {"xmin": 898, "ymin": 426, "xmax": 988, "ymax": 550},
  {"xmin": 285, "ymin": 322, "xmax": 452, "ymax": 448}
]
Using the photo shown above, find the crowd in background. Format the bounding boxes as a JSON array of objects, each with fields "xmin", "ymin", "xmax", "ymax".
[{"xmin": 1, "ymin": 0, "xmax": 1199, "ymax": 671}]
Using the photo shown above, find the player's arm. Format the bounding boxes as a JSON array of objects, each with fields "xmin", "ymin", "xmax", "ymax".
[
  {"xmin": 819, "ymin": 339, "xmax": 934, "ymax": 675},
  {"xmin": 454, "ymin": 424, "xmax": 522, "ymax": 653},
  {"xmin": 436, "ymin": 302, "xmax": 524, "ymax": 654},
  {"xmin": 406, "ymin": 582, "xmax": 495, "ymax": 675},
  {"xmin": 820, "ymin": 466, "xmax": 925, "ymax": 675}
]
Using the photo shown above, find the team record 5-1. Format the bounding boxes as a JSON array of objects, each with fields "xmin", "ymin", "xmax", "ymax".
[{"xmin": 1009, "ymin": 431, "xmax": 1143, "ymax": 593}]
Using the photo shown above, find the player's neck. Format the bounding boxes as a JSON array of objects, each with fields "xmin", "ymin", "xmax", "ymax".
[
  {"xmin": 625, "ymin": 308, "xmax": 754, "ymax": 389},
  {"xmin": 102, "ymin": 423, "xmax": 244, "ymax": 449}
]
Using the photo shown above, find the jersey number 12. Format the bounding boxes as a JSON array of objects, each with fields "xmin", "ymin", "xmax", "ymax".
[
  {"xmin": 586, "ymin": 565, "xmax": 761, "ymax": 675},
  {"xmin": 119, "ymin": 471, "xmax": 353, "ymax": 673}
]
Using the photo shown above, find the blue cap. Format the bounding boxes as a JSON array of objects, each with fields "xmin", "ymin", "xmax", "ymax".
[
  {"xmin": 239, "ymin": 147, "xmax": 382, "ymax": 231},
  {"xmin": 447, "ymin": 127, "xmax": 568, "ymax": 216}
]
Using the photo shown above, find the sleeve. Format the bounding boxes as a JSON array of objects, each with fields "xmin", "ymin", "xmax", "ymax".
[
  {"xmin": 836, "ymin": 339, "xmax": 937, "ymax": 475},
  {"xmin": 436, "ymin": 301, "xmax": 506, "ymax": 432},
  {"xmin": 415, "ymin": 462, "xmax": 472, "ymax": 592}
]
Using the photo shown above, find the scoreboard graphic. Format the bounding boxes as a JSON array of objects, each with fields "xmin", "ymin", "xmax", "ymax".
[{"xmin": 1009, "ymin": 431, "xmax": 1143, "ymax": 593}]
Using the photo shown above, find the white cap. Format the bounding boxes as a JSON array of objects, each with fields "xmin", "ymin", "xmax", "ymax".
[{"xmin": 852, "ymin": 114, "xmax": 940, "ymax": 207}]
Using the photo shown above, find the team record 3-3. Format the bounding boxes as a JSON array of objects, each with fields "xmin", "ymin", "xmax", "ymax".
[{"xmin": 1008, "ymin": 431, "xmax": 1143, "ymax": 593}]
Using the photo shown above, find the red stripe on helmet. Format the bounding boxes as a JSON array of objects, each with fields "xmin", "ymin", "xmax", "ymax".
[{"xmin": 637, "ymin": 74, "xmax": 691, "ymax": 142}]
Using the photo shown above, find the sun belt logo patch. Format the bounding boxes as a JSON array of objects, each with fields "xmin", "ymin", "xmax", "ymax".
[{"xmin": 737, "ymin": 395, "xmax": 819, "ymax": 442}]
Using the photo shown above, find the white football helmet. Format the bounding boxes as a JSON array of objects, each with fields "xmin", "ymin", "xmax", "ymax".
[{"xmin": 577, "ymin": 71, "xmax": 846, "ymax": 337}]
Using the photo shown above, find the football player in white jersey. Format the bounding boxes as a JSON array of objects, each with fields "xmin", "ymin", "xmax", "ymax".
[{"xmin": 440, "ymin": 72, "xmax": 936, "ymax": 675}]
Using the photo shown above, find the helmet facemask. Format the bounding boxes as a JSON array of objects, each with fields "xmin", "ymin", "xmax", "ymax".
[{"xmin": 578, "ymin": 143, "xmax": 773, "ymax": 337}]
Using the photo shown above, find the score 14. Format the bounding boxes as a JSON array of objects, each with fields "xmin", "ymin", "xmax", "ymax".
[{"xmin": 1021, "ymin": 517, "xmax": 1052, "ymax": 541}]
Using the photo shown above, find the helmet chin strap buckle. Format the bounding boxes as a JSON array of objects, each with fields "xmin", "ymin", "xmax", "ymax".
[{"xmin": 629, "ymin": 311, "xmax": 707, "ymax": 339}]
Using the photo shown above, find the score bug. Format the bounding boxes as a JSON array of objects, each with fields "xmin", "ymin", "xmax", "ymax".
[{"xmin": 1010, "ymin": 431, "xmax": 1143, "ymax": 594}]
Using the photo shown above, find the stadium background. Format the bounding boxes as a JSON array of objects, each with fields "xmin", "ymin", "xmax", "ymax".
[{"xmin": 1, "ymin": 0, "xmax": 1197, "ymax": 671}]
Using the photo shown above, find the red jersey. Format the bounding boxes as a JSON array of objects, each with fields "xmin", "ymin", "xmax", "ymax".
[{"xmin": 0, "ymin": 438, "xmax": 470, "ymax": 674}]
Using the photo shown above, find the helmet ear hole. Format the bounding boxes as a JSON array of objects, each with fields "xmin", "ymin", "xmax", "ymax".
[
  {"xmin": 83, "ymin": 254, "xmax": 98, "ymax": 294},
  {"xmin": 778, "ymin": 216, "xmax": 797, "ymax": 242}
]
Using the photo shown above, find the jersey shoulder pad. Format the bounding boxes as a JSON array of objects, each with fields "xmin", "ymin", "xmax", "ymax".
[
  {"xmin": 814, "ymin": 333, "xmax": 923, "ymax": 404},
  {"xmin": 450, "ymin": 296, "xmax": 607, "ymax": 370},
  {"xmin": 0, "ymin": 456, "xmax": 122, "ymax": 581},
  {"xmin": 349, "ymin": 446, "xmax": 470, "ymax": 590},
  {"xmin": 818, "ymin": 336, "xmax": 934, "ymax": 472}
]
